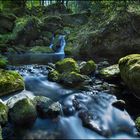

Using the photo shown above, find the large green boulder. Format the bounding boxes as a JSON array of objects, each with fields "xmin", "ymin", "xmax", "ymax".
[
  {"xmin": 99, "ymin": 64, "xmax": 120, "ymax": 80},
  {"xmin": 119, "ymin": 54, "xmax": 140, "ymax": 97},
  {"xmin": 0, "ymin": 69, "xmax": 24, "ymax": 96},
  {"xmin": 80, "ymin": 60, "xmax": 96, "ymax": 75},
  {"xmin": 8, "ymin": 98, "xmax": 37, "ymax": 127},
  {"xmin": 60, "ymin": 71, "xmax": 90, "ymax": 86},
  {"xmin": 33, "ymin": 96, "xmax": 53, "ymax": 118},
  {"xmin": 0, "ymin": 101, "xmax": 8, "ymax": 126},
  {"xmin": 55, "ymin": 58, "xmax": 80, "ymax": 73},
  {"xmin": 0, "ymin": 55, "xmax": 8, "ymax": 69}
]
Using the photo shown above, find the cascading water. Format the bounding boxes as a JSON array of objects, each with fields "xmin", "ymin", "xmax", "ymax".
[
  {"xmin": 2, "ymin": 64, "xmax": 138, "ymax": 139},
  {"xmin": 7, "ymin": 35, "xmax": 66, "ymax": 65},
  {"xmin": 49, "ymin": 35, "xmax": 66, "ymax": 54}
]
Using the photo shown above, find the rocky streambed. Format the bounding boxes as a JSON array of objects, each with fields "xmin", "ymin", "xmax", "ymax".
[{"xmin": 0, "ymin": 55, "xmax": 140, "ymax": 139}]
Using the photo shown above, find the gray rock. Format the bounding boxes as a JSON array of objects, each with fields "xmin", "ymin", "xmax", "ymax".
[
  {"xmin": 8, "ymin": 98, "xmax": 37, "ymax": 127},
  {"xmin": 33, "ymin": 96, "xmax": 53, "ymax": 118}
]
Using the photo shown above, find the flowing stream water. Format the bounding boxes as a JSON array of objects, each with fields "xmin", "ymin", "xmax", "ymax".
[
  {"xmin": 2, "ymin": 35, "xmax": 139, "ymax": 139},
  {"xmin": 1, "ymin": 64, "xmax": 138, "ymax": 139}
]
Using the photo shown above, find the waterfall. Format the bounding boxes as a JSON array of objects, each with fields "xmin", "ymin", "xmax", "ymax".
[{"xmin": 49, "ymin": 35, "xmax": 66, "ymax": 54}]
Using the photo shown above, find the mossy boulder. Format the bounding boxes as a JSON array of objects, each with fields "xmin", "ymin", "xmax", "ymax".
[
  {"xmin": 99, "ymin": 64, "xmax": 120, "ymax": 80},
  {"xmin": 80, "ymin": 60, "xmax": 96, "ymax": 75},
  {"xmin": 29, "ymin": 46, "xmax": 54, "ymax": 53},
  {"xmin": 55, "ymin": 58, "xmax": 80, "ymax": 73},
  {"xmin": 33, "ymin": 96, "xmax": 53, "ymax": 118},
  {"xmin": 60, "ymin": 71, "xmax": 90, "ymax": 86},
  {"xmin": 0, "ymin": 69, "xmax": 24, "ymax": 96},
  {"xmin": 8, "ymin": 16, "xmax": 40, "ymax": 46},
  {"xmin": 0, "ymin": 55, "xmax": 8, "ymax": 69},
  {"xmin": 0, "ymin": 101, "xmax": 8, "ymax": 126},
  {"xmin": 119, "ymin": 54, "xmax": 140, "ymax": 97},
  {"xmin": 135, "ymin": 117, "xmax": 140, "ymax": 131},
  {"xmin": 48, "ymin": 70, "xmax": 60, "ymax": 82},
  {"xmin": 9, "ymin": 98, "xmax": 37, "ymax": 127}
]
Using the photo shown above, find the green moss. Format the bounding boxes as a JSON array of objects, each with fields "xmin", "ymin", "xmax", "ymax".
[
  {"xmin": 60, "ymin": 71, "xmax": 88, "ymax": 86},
  {"xmin": 0, "ymin": 55, "xmax": 8, "ymax": 68},
  {"xmin": 48, "ymin": 70, "xmax": 60, "ymax": 82},
  {"xmin": 0, "ymin": 101, "xmax": 8, "ymax": 125},
  {"xmin": 99, "ymin": 64, "xmax": 120, "ymax": 80},
  {"xmin": 0, "ymin": 69, "xmax": 24, "ymax": 96},
  {"xmin": 80, "ymin": 60, "xmax": 96, "ymax": 75},
  {"xmin": 135, "ymin": 117, "xmax": 140, "ymax": 131},
  {"xmin": 9, "ymin": 98, "xmax": 37, "ymax": 126},
  {"xmin": 119, "ymin": 54, "xmax": 140, "ymax": 96},
  {"xmin": 29, "ymin": 46, "xmax": 54, "ymax": 53},
  {"xmin": 55, "ymin": 58, "xmax": 80, "ymax": 73}
]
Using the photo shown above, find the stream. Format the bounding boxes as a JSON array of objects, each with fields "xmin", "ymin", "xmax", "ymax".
[
  {"xmin": 1, "ymin": 64, "xmax": 138, "ymax": 139},
  {"xmin": 2, "ymin": 35, "xmax": 139, "ymax": 139}
]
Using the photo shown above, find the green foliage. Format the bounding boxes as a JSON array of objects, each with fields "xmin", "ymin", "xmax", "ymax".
[
  {"xmin": 30, "ymin": 46, "xmax": 54, "ymax": 53},
  {"xmin": 0, "ymin": 54, "xmax": 8, "ymax": 68}
]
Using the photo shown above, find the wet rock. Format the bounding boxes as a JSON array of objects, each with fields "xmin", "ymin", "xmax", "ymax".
[
  {"xmin": 59, "ymin": 71, "xmax": 91, "ymax": 87},
  {"xmin": 0, "ymin": 69, "xmax": 24, "ymax": 96},
  {"xmin": 99, "ymin": 64, "xmax": 120, "ymax": 80},
  {"xmin": 80, "ymin": 60, "xmax": 96, "ymax": 75},
  {"xmin": 48, "ymin": 70, "xmax": 60, "ymax": 82},
  {"xmin": 0, "ymin": 101, "xmax": 8, "ymax": 126},
  {"xmin": 8, "ymin": 98, "xmax": 37, "ymax": 127},
  {"xmin": 33, "ymin": 96, "xmax": 53, "ymax": 118},
  {"xmin": 78, "ymin": 110, "xmax": 102, "ymax": 135},
  {"xmin": 55, "ymin": 58, "xmax": 80, "ymax": 73},
  {"xmin": 112, "ymin": 100, "xmax": 126, "ymax": 111},
  {"xmin": 47, "ymin": 102, "xmax": 62, "ymax": 118},
  {"xmin": 119, "ymin": 54, "xmax": 140, "ymax": 97}
]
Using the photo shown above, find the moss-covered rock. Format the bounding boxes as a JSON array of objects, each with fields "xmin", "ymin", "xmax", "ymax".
[
  {"xmin": 9, "ymin": 98, "xmax": 37, "ymax": 127},
  {"xmin": 33, "ymin": 96, "xmax": 53, "ymax": 118},
  {"xmin": 80, "ymin": 60, "xmax": 96, "ymax": 75},
  {"xmin": 0, "ymin": 69, "xmax": 24, "ymax": 96},
  {"xmin": 135, "ymin": 117, "xmax": 140, "ymax": 131},
  {"xmin": 119, "ymin": 54, "xmax": 140, "ymax": 97},
  {"xmin": 8, "ymin": 16, "xmax": 40, "ymax": 46},
  {"xmin": 55, "ymin": 58, "xmax": 80, "ymax": 73},
  {"xmin": 99, "ymin": 64, "xmax": 120, "ymax": 80},
  {"xmin": 29, "ymin": 46, "xmax": 54, "ymax": 53},
  {"xmin": 0, "ymin": 55, "xmax": 8, "ymax": 69},
  {"xmin": 48, "ymin": 70, "xmax": 60, "ymax": 82},
  {"xmin": 0, "ymin": 101, "xmax": 8, "ymax": 126},
  {"xmin": 60, "ymin": 71, "xmax": 90, "ymax": 86}
]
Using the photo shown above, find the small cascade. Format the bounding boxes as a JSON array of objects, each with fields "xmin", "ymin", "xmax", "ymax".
[{"xmin": 49, "ymin": 34, "xmax": 66, "ymax": 54}]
